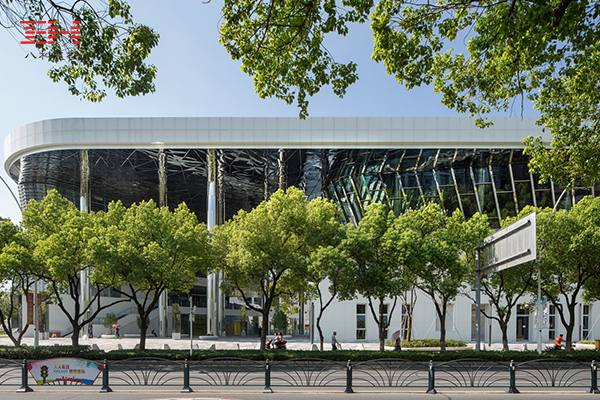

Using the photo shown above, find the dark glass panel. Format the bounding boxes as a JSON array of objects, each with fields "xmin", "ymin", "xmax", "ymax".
[
  {"xmin": 536, "ymin": 190, "xmax": 554, "ymax": 209},
  {"xmin": 453, "ymin": 149, "xmax": 475, "ymax": 169},
  {"xmin": 382, "ymin": 174, "xmax": 401, "ymax": 199},
  {"xmin": 436, "ymin": 170, "xmax": 453, "ymax": 186},
  {"xmin": 460, "ymin": 194, "xmax": 478, "ymax": 218},
  {"xmin": 472, "ymin": 167, "xmax": 490, "ymax": 184},
  {"xmin": 573, "ymin": 187, "xmax": 592, "ymax": 204},
  {"xmin": 416, "ymin": 149, "xmax": 438, "ymax": 172},
  {"xmin": 489, "ymin": 149, "xmax": 512, "ymax": 167},
  {"xmin": 400, "ymin": 171, "xmax": 419, "ymax": 188},
  {"xmin": 511, "ymin": 164, "xmax": 530, "ymax": 181},
  {"xmin": 435, "ymin": 149, "xmax": 457, "ymax": 170},
  {"xmin": 419, "ymin": 171, "xmax": 437, "ymax": 196},
  {"xmin": 497, "ymin": 192, "xmax": 517, "ymax": 220},
  {"xmin": 440, "ymin": 186, "xmax": 460, "ymax": 214},
  {"xmin": 515, "ymin": 181, "xmax": 534, "ymax": 212},
  {"xmin": 472, "ymin": 150, "xmax": 491, "ymax": 168},
  {"xmin": 454, "ymin": 168, "xmax": 474, "ymax": 192},
  {"xmin": 493, "ymin": 165, "xmax": 513, "ymax": 192}
]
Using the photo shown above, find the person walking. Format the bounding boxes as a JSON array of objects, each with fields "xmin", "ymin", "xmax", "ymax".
[{"xmin": 331, "ymin": 331, "xmax": 340, "ymax": 350}]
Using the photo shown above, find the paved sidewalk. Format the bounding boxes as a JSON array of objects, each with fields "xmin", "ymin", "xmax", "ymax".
[{"xmin": 1, "ymin": 335, "xmax": 593, "ymax": 351}]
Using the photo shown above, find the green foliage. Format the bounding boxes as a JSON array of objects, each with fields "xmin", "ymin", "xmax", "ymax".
[
  {"xmin": 90, "ymin": 199, "xmax": 212, "ymax": 350},
  {"xmin": 20, "ymin": 190, "xmax": 126, "ymax": 346},
  {"xmin": 339, "ymin": 203, "xmax": 410, "ymax": 351},
  {"xmin": 213, "ymin": 187, "xmax": 342, "ymax": 350},
  {"xmin": 219, "ymin": 0, "xmax": 367, "ymax": 118},
  {"xmin": 220, "ymin": 0, "xmax": 600, "ymax": 184},
  {"xmin": 4, "ymin": 0, "xmax": 159, "ymax": 102},
  {"xmin": 0, "ymin": 345, "xmax": 104, "ymax": 360},
  {"xmin": 271, "ymin": 309, "xmax": 288, "ymax": 332},
  {"xmin": 1, "ymin": 346, "xmax": 599, "ymax": 363},
  {"xmin": 535, "ymin": 197, "xmax": 600, "ymax": 350},
  {"xmin": 0, "ymin": 217, "xmax": 34, "ymax": 346},
  {"xmin": 399, "ymin": 204, "xmax": 490, "ymax": 351},
  {"xmin": 385, "ymin": 339, "xmax": 467, "ymax": 348},
  {"xmin": 102, "ymin": 312, "xmax": 118, "ymax": 331}
]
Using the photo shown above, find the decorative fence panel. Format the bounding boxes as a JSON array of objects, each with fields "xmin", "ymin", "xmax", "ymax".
[
  {"xmin": 433, "ymin": 359, "xmax": 510, "ymax": 388},
  {"xmin": 0, "ymin": 357, "xmax": 597, "ymax": 393},
  {"xmin": 0, "ymin": 359, "xmax": 22, "ymax": 386},
  {"xmin": 269, "ymin": 359, "xmax": 346, "ymax": 387},
  {"xmin": 189, "ymin": 358, "xmax": 264, "ymax": 387},
  {"xmin": 107, "ymin": 358, "xmax": 184, "ymax": 387},
  {"xmin": 352, "ymin": 359, "xmax": 429, "ymax": 387},
  {"xmin": 514, "ymin": 359, "xmax": 591, "ymax": 388}
]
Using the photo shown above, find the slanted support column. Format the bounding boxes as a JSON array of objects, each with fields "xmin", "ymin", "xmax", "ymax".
[
  {"xmin": 80, "ymin": 149, "xmax": 90, "ymax": 340},
  {"xmin": 158, "ymin": 148, "xmax": 167, "ymax": 208},
  {"xmin": 278, "ymin": 148, "xmax": 285, "ymax": 190},
  {"xmin": 158, "ymin": 148, "xmax": 168, "ymax": 337},
  {"xmin": 207, "ymin": 150, "xmax": 217, "ymax": 336}
]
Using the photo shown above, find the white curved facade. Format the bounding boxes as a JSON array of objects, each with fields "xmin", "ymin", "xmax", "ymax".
[{"xmin": 4, "ymin": 117, "xmax": 549, "ymax": 173}]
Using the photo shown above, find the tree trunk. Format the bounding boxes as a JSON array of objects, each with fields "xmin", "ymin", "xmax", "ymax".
[
  {"xmin": 139, "ymin": 314, "xmax": 149, "ymax": 351},
  {"xmin": 316, "ymin": 314, "xmax": 324, "ymax": 351},
  {"xmin": 259, "ymin": 310, "xmax": 269, "ymax": 351},
  {"xmin": 499, "ymin": 320, "xmax": 510, "ymax": 351},
  {"xmin": 379, "ymin": 302, "xmax": 386, "ymax": 351},
  {"xmin": 71, "ymin": 324, "xmax": 80, "ymax": 346},
  {"xmin": 439, "ymin": 317, "xmax": 446, "ymax": 352}
]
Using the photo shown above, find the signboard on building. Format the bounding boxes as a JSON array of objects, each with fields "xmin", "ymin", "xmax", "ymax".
[{"xmin": 27, "ymin": 358, "xmax": 102, "ymax": 385}]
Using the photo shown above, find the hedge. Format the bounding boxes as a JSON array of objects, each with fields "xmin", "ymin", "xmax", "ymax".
[{"xmin": 0, "ymin": 345, "xmax": 598, "ymax": 363}]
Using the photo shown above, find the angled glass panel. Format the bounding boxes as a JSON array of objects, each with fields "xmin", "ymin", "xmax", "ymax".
[
  {"xmin": 435, "ymin": 149, "xmax": 456, "ymax": 170},
  {"xmin": 416, "ymin": 149, "xmax": 438, "ymax": 172},
  {"xmin": 460, "ymin": 194, "xmax": 478, "ymax": 218},
  {"xmin": 497, "ymin": 192, "xmax": 518, "ymax": 220},
  {"xmin": 515, "ymin": 181, "xmax": 534, "ymax": 211},
  {"xmin": 382, "ymin": 174, "xmax": 401, "ymax": 199}
]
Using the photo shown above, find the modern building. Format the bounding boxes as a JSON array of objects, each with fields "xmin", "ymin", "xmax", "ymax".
[{"xmin": 5, "ymin": 117, "xmax": 599, "ymax": 344}]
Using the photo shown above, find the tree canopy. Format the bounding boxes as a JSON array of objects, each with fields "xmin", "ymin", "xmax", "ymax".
[
  {"xmin": 1, "ymin": 0, "xmax": 159, "ymax": 101},
  {"xmin": 535, "ymin": 197, "xmax": 600, "ymax": 350},
  {"xmin": 219, "ymin": 0, "xmax": 600, "ymax": 186},
  {"xmin": 401, "ymin": 203, "xmax": 489, "ymax": 351},
  {"xmin": 19, "ymin": 190, "xmax": 127, "ymax": 346},
  {"xmin": 339, "ymin": 203, "xmax": 410, "ymax": 351},
  {"xmin": 213, "ymin": 187, "xmax": 342, "ymax": 351},
  {"xmin": 90, "ymin": 200, "xmax": 211, "ymax": 351}
]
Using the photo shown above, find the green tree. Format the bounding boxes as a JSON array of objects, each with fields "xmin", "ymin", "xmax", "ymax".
[
  {"xmin": 213, "ymin": 187, "xmax": 341, "ymax": 351},
  {"xmin": 20, "ymin": 190, "xmax": 127, "ymax": 346},
  {"xmin": 90, "ymin": 200, "xmax": 211, "ymax": 351},
  {"xmin": 2, "ymin": 0, "xmax": 159, "ymax": 102},
  {"xmin": 102, "ymin": 312, "xmax": 117, "ymax": 334},
  {"xmin": 219, "ymin": 0, "xmax": 600, "ymax": 185},
  {"xmin": 271, "ymin": 308, "xmax": 288, "ymax": 333},
  {"xmin": 0, "ymin": 218, "xmax": 34, "ymax": 347},
  {"xmin": 535, "ymin": 197, "xmax": 600, "ymax": 350},
  {"xmin": 402, "ymin": 204, "xmax": 489, "ymax": 351},
  {"xmin": 339, "ymin": 203, "xmax": 409, "ymax": 351},
  {"xmin": 306, "ymin": 244, "xmax": 354, "ymax": 351}
]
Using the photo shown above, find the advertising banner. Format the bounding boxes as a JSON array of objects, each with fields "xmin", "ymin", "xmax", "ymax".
[
  {"xmin": 27, "ymin": 358, "xmax": 102, "ymax": 385},
  {"xmin": 26, "ymin": 293, "xmax": 42, "ymax": 325}
]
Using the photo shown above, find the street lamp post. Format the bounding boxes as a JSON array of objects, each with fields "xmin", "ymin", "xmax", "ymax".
[{"xmin": 189, "ymin": 295, "xmax": 196, "ymax": 357}]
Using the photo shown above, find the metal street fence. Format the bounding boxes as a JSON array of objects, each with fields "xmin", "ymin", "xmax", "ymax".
[{"xmin": 2, "ymin": 357, "xmax": 598, "ymax": 393}]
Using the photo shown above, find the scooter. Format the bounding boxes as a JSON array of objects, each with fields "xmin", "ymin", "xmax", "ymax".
[{"xmin": 266, "ymin": 338, "xmax": 287, "ymax": 349}]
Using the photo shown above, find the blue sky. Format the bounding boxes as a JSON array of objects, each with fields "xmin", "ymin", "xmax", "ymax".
[{"xmin": 0, "ymin": 0, "xmax": 539, "ymax": 224}]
